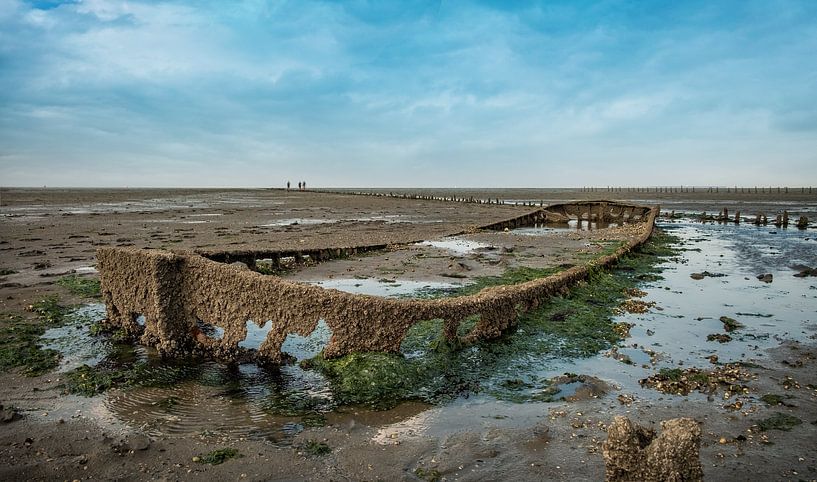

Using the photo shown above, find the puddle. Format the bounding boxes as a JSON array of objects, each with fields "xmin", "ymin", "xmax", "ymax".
[
  {"xmin": 308, "ymin": 278, "xmax": 461, "ymax": 297},
  {"xmin": 418, "ymin": 238, "xmax": 493, "ymax": 255},
  {"xmin": 512, "ymin": 220, "xmax": 621, "ymax": 235},
  {"xmin": 260, "ymin": 218, "xmax": 336, "ymax": 227},
  {"xmin": 41, "ymin": 304, "xmax": 110, "ymax": 372}
]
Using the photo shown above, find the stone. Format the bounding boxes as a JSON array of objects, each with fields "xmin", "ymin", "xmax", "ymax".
[
  {"xmin": 126, "ymin": 433, "xmax": 151, "ymax": 451},
  {"xmin": 602, "ymin": 416, "xmax": 702, "ymax": 482},
  {"xmin": 796, "ymin": 216, "xmax": 809, "ymax": 229},
  {"xmin": 0, "ymin": 404, "xmax": 20, "ymax": 423},
  {"xmin": 794, "ymin": 267, "xmax": 817, "ymax": 278},
  {"xmin": 756, "ymin": 273, "xmax": 773, "ymax": 283}
]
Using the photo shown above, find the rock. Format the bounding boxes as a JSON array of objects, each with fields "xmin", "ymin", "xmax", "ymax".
[
  {"xmin": 126, "ymin": 433, "xmax": 151, "ymax": 451},
  {"xmin": 690, "ymin": 271, "xmax": 726, "ymax": 280},
  {"xmin": 796, "ymin": 216, "xmax": 808, "ymax": 229},
  {"xmin": 793, "ymin": 267, "xmax": 817, "ymax": 278},
  {"xmin": 0, "ymin": 404, "xmax": 20, "ymax": 423},
  {"xmin": 602, "ymin": 416, "xmax": 703, "ymax": 482},
  {"xmin": 756, "ymin": 273, "xmax": 773, "ymax": 283},
  {"xmin": 719, "ymin": 316, "xmax": 743, "ymax": 332}
]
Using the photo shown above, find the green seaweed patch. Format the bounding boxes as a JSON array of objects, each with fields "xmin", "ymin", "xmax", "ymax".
[
  {"xmin": 756, "ymin": 413, "xmax": 802, "ymax": 432},
  {"xmin": 300, "ymin": 440, "xmax": 331, "ymax": 456},
  {"xmin": 300, "ymin": 413, "xmax": 327, "ymax": 427},
  {"xmin": 28, "ymin": 296, "xmax": 67, "ymax": 324},
  {"xmin": 415, "ymin": 467, "xmax": 442, "ymax": 481},
  {"xmin": 760, "ymin": 394, "xmax": 795, "ymax": 407},
  {"xmin": 0, "ymin": 314, "xmax": 62, "ymax": 376},
  {"xmin": 64, "ymin": 360, "xmax": 200, "ymax": 397},
  {"xmin": 57, "ymin": 275, "xmax": 101, "ymax": 298},
  {"xmin": 0, "ymin": 268, "xmax": 17, "ymax": 276},
  {"xmin": 196, "ymin": 448, "xmax": 241, "ymax": 465},
  {"xmin": 421, "ymin": 265, "xmax": 564, "ymax": 298},
  {"xmin": 304, "ymin": 352, "xmax": 419, "ymax": 408},
  {"xmin": 577, "ymin": 240, "xmax": 627, "ymax": 261}
]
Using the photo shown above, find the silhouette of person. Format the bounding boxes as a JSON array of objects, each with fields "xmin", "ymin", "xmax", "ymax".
[
  {"xmin": 298, "ymin": 182, "xmax": 302, "ymax": 190},
  {"xmin": 303, "ymin": 181, "xmax": 307, "ymax": 190},
  {"xmin": 286, "ymin": 181, "xmax": 290, "ymax": 191}
]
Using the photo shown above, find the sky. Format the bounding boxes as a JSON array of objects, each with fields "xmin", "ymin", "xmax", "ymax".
[{"xmin": 1, "ymin": 0, "xmax": 816, "ymax": 188}]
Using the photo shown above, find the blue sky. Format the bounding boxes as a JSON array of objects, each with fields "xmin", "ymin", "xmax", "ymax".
[{"xmin": 1, "ymin": 0, "xmax": 816, "ymax": 187}]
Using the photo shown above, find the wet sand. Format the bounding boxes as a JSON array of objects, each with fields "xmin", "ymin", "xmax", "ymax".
[{"xmin": 1, "ymin": 188, "xmax": 816, "ymax": 481}]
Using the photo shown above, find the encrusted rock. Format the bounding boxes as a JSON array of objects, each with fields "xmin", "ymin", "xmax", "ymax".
[
  {"xmin": 756, "ymin": 273, "xmax": 773, "ymax": 283},
  {"xmin": 602, "ymin": 416, "xmax": 702, "ymax": 482}
]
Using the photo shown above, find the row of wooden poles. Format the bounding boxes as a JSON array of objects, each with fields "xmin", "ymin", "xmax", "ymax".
[
  {"xmin": 664, "ymin": 208, "xmax": 810, "ymax": 229},
  {"xmin": 341, "ymin": 190, "xmax": 539, "ymax": 205},
  {"xmin": 583, "ymin": 186, "xmax": 816, "ymax": 194}
]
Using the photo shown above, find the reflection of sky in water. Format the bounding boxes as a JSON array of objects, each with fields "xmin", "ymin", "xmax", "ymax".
[
  {"xmin": 419, "ymin": 238, "xmax": 493, "ymax": 254},
  {"xmin": 41, "ymin": 304, "xmax": 110, "ymax": 372},
  {"xmin": 310, "ymin": 278, "xmax": 461, "ymax": 297},
  {"xmin": 546, "ymin": 220, "xmax": 817, "ymax": 398},
  {"xmin": 512, "ymin": 220, "xmax": 620, "ymax": 234}
]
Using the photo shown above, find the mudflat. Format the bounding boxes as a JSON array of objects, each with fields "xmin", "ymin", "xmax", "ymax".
[{"xmin": 1, "ymin": 188, "xmax": 816, "ymax": 481}]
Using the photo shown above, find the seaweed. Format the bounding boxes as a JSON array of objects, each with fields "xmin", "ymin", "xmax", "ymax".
[
  {"xmin": 300, "ymin": 440, "xmax": 331, "ymax": 456},
  {"xmin": 756, "ymin": 413, "xmax": 802, "ymax": 432},
  {"xmin": 196, "ymin": 448, "xmax": 241, "ymax": 465},
  {"xmin": 57, "ymin": 275, "xmax": 101, "ymax": 298}
]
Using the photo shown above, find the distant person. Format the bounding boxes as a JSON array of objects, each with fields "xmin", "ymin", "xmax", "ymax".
[
  {"xmin": 286, "ymin": 181, "xmax": 290, "ymax": 191},
  {"xmin": 298, "ymin": 182, "xmax": 302, "ymax": 190},
  {"xmin": 303, "ymin": 181, "xmax": 307, "ymax": 190}
]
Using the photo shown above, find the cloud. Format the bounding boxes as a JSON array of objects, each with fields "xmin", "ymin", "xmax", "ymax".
[{"xmin": 1, "ymin": 0, "xmax": 816, "ymax": 187}]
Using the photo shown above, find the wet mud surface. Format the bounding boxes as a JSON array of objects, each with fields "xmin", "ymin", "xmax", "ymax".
[{"xmin": 1, "ymin": 189, "xmax": 816, "ymax": 481}]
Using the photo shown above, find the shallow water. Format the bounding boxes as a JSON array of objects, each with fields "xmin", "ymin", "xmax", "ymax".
[
  {"xmin": 42, "ymin": 220, "xmax": 817, "ymax": 440},
  {"xmin": 512, "ymin": 220, "xmax": 620, "ymax": 235},
  {"xmin": 309, "ymin": 278, "xmax": 461, "ymax": 297},
  {"xmin": 418, "ymin": 238, "xmax": 493, "ymax": 255}
]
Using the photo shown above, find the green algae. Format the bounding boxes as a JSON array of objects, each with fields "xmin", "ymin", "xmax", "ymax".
[
  {"xmin": 435, "ymin": 265, "xmax": 565, "ymax": 297},
  {"xmin": 64, "ymin": 360, "xmax": 199, "ymax": 396},
  {"xmin": 57, "ymin": 275, "xmax": 101, "ymax": 298},
  {"xmin": 0, "ymin": 314, "xmax": 62, "ymax": 376},
  {"xmin": 300, "ymin": 440, "xmax": 331, "ymax": 456},
  {"xmin": 0, "ymin": 297, "xmax": 72, "ymax": 376},
  {"xmin": 757, "ymin": 413, "xmax": 802, "ymax": 431},
  {"xmin": 760, "ymin": 394, "xmax": 790, "ymax": 406},
  {"xmin": 197, "ymin": 448, "xmax": 241, "ymax": 465},
  {"xmin": 305, "ymin": 230, "xmax": 679, "ymax": 408},
  {"xmin": 30, "ymin": 296, "xmax": 66, "ymax": 324},
  {"xmin": 415, "ymin": 467, "xmax": 442, "ymax": 481}
]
